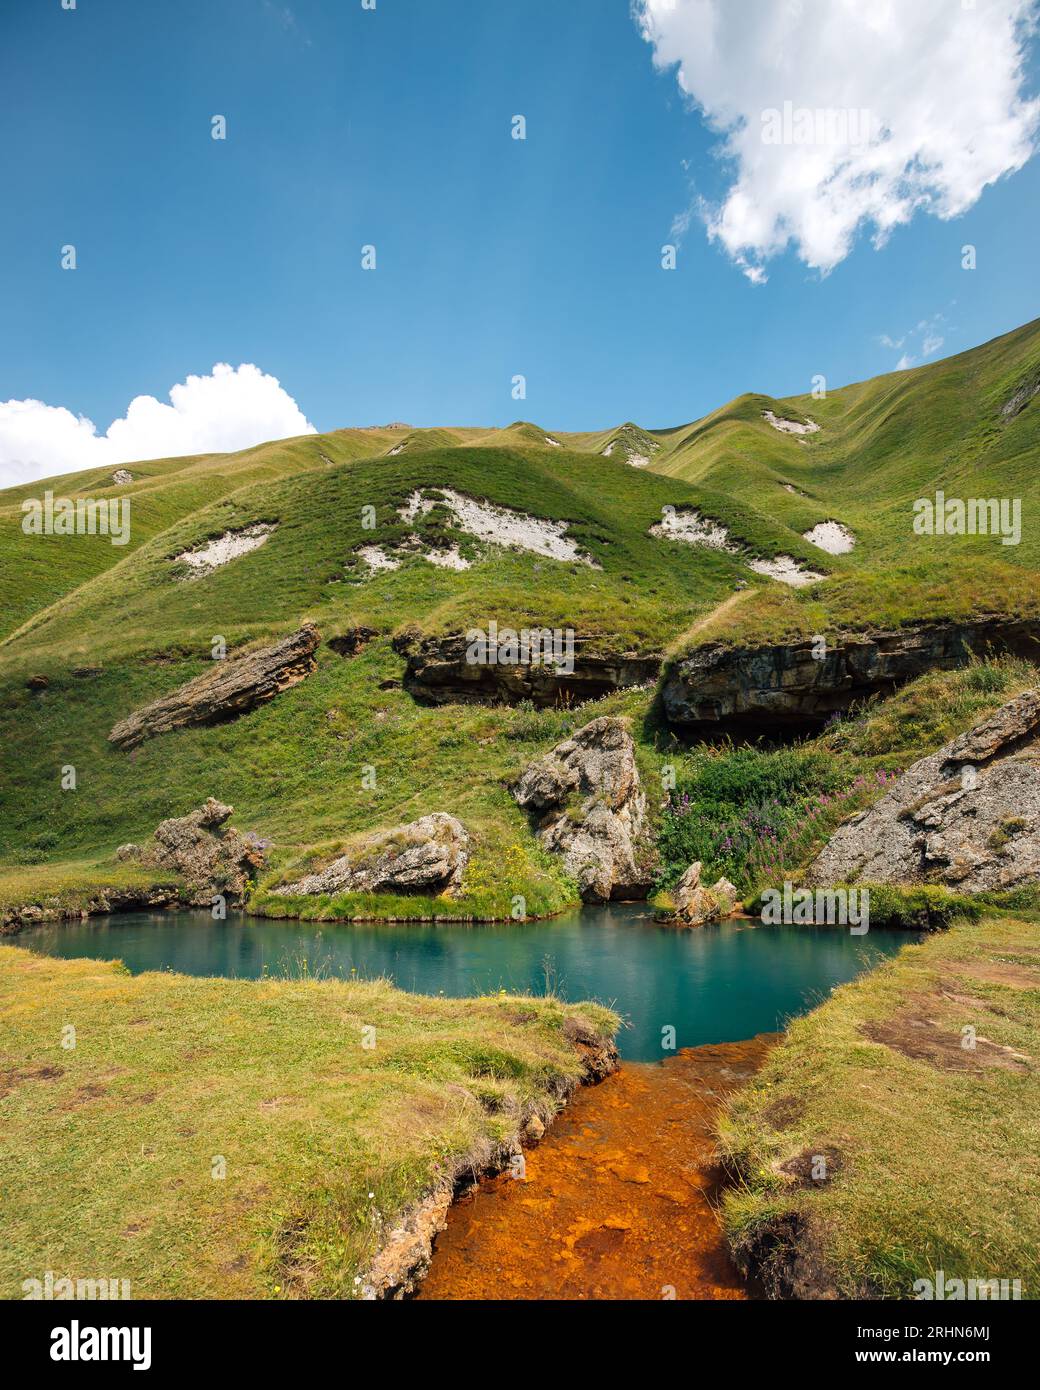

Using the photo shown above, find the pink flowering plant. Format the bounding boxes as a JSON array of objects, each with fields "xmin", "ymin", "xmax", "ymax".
[{"xmin": 656, "ymin": 745, "xmax": 901, "ymax": 895}]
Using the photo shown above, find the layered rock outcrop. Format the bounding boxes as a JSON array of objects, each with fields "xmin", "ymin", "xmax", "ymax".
[
  {"xmin": 280, "ymin": 813, "xmax": 470, "ymax": 897},
  {"xmin": 513, "ymin": 716, "xmax": 650, "ymax": 901},
  {"xmin": 1, "ymin": 885, "xmax": 177, "ymax": 935},
  {"xmin": 806, "ymin": 688, "xmax": 1040, "ymax": 893},
  {"xmin": 662, "ymin": 618, "xmax": 1040, "ymax": 736},
  {"xmin": 393, "ymin": 630, "xmax": 660, "ymax": 709},
  {"xmin": 108, "ymin": 625, "xmax": 320, "ymax": 750},
  {"xmin": 130, "ymin": 798, "xmax": 268, "ymax": 905}
]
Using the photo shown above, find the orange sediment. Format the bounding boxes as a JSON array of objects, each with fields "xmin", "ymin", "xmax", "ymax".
[{"xmin": 418, "ymin": 1034, "xmax": 778, "ymax": 1301}]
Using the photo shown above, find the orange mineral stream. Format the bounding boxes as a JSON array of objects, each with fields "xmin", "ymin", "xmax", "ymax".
[{"xmin": 418, "ymin": 1033, "xmax": 778, "ymax": 1301}]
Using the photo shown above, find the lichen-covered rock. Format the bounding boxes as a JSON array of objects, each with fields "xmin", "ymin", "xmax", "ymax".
[
  {"xmin": 806, "ymin": 688, "xmax": 1040, "ymax": 893},
  {"xmin": 280, "ymin": 813, "xmax": 470, "ymax": 898},
  {"xmin": 513, "ymin": 716, "xmax": 649, "ymax": 901},
  {"xmin": 108, "ymin": 625, "xmax": 320, "ymax": 750},
  {"xmin": 663, "ymin": 862, "xmax": 740, "ymax": 927},
  {"xmin": 143, "ymin": 798, "xmax": 267, "ymax": 905}
]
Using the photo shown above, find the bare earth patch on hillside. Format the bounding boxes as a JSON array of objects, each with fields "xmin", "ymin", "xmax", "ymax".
[
  {"xmin": 175, "ymin": 523, "xmax": 276, "ymax": 577},
  {"xmin": 398, "ymin": 488, "xmax": 599, "ymax": 566},
  {"xmin": 803, "ymin": 521, "xmax": 856, "ymax": 555},
  {"xmin": 763, "ymin": 411, "xmax": 820, "ymax": 436},
  {"xmin": 651, "ymin": 509, "xmax": 824, "ymax": 586}
]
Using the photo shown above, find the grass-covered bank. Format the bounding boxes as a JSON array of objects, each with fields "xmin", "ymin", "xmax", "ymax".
[
  {"xmin": 0, "ymin": 945, "xmax": 618, "ymax": 1299},
  {"xmin": 719, "ymin": 913, "xmax": 1040, "ymax": 1299}
]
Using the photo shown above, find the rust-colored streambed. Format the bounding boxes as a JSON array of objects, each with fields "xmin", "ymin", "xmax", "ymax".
[{"xmin": 418, "ymin": 1034, "xmax": 777, "ymax": 1301}]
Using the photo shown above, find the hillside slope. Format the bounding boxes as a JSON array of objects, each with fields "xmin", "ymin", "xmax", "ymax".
[{"xmin": 2, "ymin": 320, "xmax": 1039, "ymax": 913}]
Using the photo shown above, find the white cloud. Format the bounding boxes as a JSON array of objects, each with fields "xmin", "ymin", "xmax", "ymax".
[
  {"xmin": 881, "ymin": 313, "xmax": 947, "ymax": 371},
  {"xmin": 0, "ymin": 363, "xmax": 316, "ymax": 489},
  {"xmin": 636, "ymin": 0, "xmax": 1040, "ymax": 280}
]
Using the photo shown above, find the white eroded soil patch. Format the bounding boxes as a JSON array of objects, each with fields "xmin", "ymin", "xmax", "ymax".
[
  {"xmin": 421, "ymin": 543, "xmax": 471, "ymax": 571},
  {"xmin": 650, "ymin": 508, "xmax": 824, "ymax": 587},
  {"xmin": 356, "ymin": 545, "xmax": 402, "ymax": 573},
  {"xmin": 397, "ymin": 488, "xmax": 599, "ymax": 566},
  {"xmin": 763, "ymin": 410, "xmax": 820, "ymax": 436},
  {"xmin": 176, "ymin": 524, "xmax": 276, "ymax": 577},
  {"xmin": 748, "ymin": 555, "xmax": 825, "ymax": 587},
  {"xmin": 650, "ymin": 509, "xmax": 739, "ymax": 552},
  {"xmin": 803, "ymin": 520, "xmax": 856, "ymax": 555}
]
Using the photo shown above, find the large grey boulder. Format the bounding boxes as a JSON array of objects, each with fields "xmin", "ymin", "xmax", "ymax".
[
  {"xmin": 513, "ymin": 716, "xmax": 649, "ymax": 901},
  {"xmin": 281, "ymin": 813, "xmax": 470, "ymax": 897},
  {"xmin": 109, "ymin": 625, "xmax": 320, "ymax": 750},
  {"xmin": 806, "ymin": 688, "xmax": 1040, "ymax": 893}
]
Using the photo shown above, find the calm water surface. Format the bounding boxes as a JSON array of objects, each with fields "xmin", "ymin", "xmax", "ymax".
[{"xmin": 22, "ymin": 903, "xmax": 913, "ymax": 1061}]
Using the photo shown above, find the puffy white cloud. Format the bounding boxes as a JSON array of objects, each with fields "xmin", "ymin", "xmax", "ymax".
[
  {"xmin": 636, "ymin": 0, "xmax": 1040, "ymax": 280},
  {"xmin": 0, "ymin": 363, "xmax": 316, "ymax": 489}
]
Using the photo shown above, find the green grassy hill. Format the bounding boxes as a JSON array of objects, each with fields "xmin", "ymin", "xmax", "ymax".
[{"xmin": 2, "ymin": 318, "xmax": 1039, "ymax": 915}]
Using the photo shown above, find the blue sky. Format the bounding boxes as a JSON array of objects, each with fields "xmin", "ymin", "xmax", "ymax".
[{"xmin": 2, "ymin": 0, "xmax": 1039, "ymax": 472}]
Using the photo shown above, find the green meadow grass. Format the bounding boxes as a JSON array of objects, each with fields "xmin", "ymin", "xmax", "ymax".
[
  {"xmin": 0, "ymin": 944, "xmax": 618, "ymax": 1299},
  {"xmin": 719, "ymin": 913, "xmax": 1040, "ymax": 1298}
]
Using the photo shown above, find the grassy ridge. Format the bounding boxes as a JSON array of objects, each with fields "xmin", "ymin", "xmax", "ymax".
[{"xmin": 0, "ymin": 429, "xmax": 406, "ymax": 643}]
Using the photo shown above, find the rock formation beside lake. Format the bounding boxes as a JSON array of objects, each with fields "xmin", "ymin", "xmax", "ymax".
[
  {"xmin": 512, "ymin": 716, "xmax": 650, "ymax": 901},
  {"xmin": 661, "ymin": 618, "xmax": 1040, "ymax": 736},
  {"xmin": 660, "ymin": 862, "xmax": 740, "ymax": 927},
  {"xmin": 108, "ymin": 624, "xmax": 320, "ymax": 750},
  {"xmin": 279, "ymin": 813, "xmax": 470, "ymax": 898},
  {"xmin": 123, "ymin": 797, "xmax": 268, "ymax": 906},
  {"xmin": 806, "ymin": 688, "xmax": 1040, "ymax": 893}
]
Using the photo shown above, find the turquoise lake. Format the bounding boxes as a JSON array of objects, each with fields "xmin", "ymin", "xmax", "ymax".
[{"xmin": 22, "ymin": 903, "xmax": 915, "ymax": 1061}]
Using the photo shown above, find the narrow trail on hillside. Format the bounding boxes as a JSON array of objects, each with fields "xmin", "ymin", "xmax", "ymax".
[
  {"xmin": 418, "ymin": 1034, "xmax": 777, "ymax": 1301},
  {"xmin": 671, "ymin": 587, "xmax": 754, "ymax": 654}
]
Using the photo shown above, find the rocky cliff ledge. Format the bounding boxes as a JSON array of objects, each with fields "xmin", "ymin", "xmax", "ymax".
[
  {"xmin": 661, "ymin": 617, "xmax": 1040, "ymax": 737},
  {"xmin": 109, "ymin": 624, "xmax": 320, "ymax": 750},
  {"xmin": 393, "ymin": 630, "xmax": 660, "ymax": 708},
  {"xmin": 806, "ymin": 688, "xmax": 1040, "ymax": 893},
  {"xmin": 513, "ymin": 716, "xmax": 651, "ymax": 901}
]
